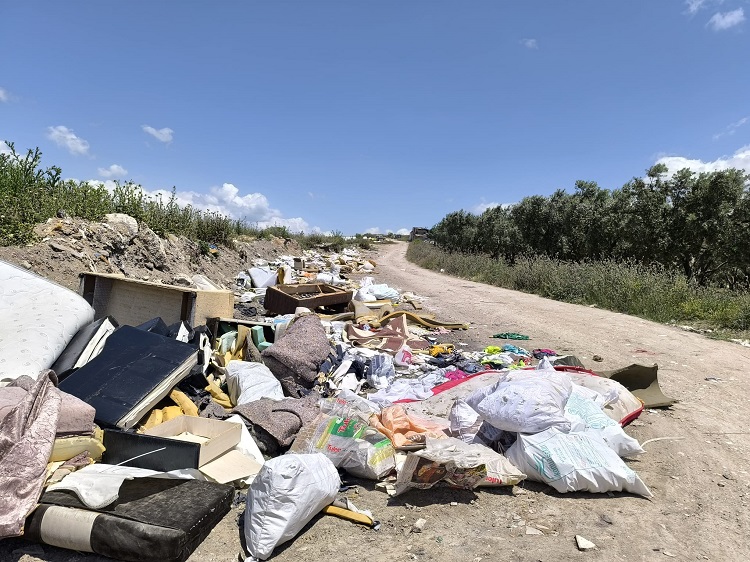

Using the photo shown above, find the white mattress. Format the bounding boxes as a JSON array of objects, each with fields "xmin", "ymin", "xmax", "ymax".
[{"xmin": 0, "ymin": 260, "xmax": 94, "ymax": 386}]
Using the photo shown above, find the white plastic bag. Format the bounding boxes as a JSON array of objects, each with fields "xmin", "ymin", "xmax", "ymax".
[
  {"xmin": 244, "ymin": 454, "xmax": 340, "ymax": 561},
  {"xmin": 506, "ymin": 427, "xmax": 652, "ymax": 497},
  {"xmin": 226, "ymin": 361, "xmax": 284, "ymax": 406},
  {"xmin": 465, "ymin": 371, "xmax": 572, "ymax": 433},
  {"xmin": 448, "ymin": 399, "xmax": 482, "ymax": 443},
  {"xmin": 564, "ymin": 386, "xmax": 644, "ymax": 457}
]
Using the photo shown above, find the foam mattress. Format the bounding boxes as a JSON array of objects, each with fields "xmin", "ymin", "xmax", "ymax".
[{"xmin": 0, "ymin": 260, "xmax": 94, "ymax": 386}]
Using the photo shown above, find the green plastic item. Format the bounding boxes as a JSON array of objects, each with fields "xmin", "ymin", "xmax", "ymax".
[{"xmin": 491, "ymin": 332, "xmax": 530, "ymax": 340}]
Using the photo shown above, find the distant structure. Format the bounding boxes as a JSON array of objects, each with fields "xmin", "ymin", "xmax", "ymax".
[{"xmin": 409, "ymin": 227, "xmax": 430, "ymax": 241}]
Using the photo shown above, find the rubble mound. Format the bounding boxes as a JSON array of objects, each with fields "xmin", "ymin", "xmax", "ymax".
[{"xmin": 0, "ymin": 214, "xmax": 303, "ymax": 291}]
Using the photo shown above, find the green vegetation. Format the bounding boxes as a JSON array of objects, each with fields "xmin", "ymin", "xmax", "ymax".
[
  {"xmin": 430, "ymin": 165, "xmax": 750, "ymax": 289},
  {"xmin": 421, "ymin": 164, "xmax": 750, "ymax": 336},
  {"xmin": 0, "ymin": 142, "xmax": 372, "ymax": 250}
]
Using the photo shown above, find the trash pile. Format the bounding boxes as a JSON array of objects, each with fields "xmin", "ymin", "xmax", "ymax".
[{"xmin": 0, "ymin": 253, "xmax": 675, "ymax": 562}]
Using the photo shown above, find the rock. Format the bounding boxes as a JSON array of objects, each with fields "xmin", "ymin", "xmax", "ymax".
[
  {"xmin": 104, "ymin": 213, "xmax": 139, "ymax": 241},
  {"xmin": 20, "ymin": 260, "xmax": 32, "ymax": 270},
  {"xmin": 600, "ymin": 514, "xmax": 613, "ymax": 525},
  {"xmin": 56, "ymin": 210, "xmax": 69, "ymax": 219},
  {"xmin": 136, "ymin": 224, "xmax": 168, "ymax": 270},
  {"xmin": 49, "ymin": 241, "xmax": 70, "ymax": 253},
  {"xmin": 144, "ymin": 261, "xmax": 154, "ymax": 271},
  {"xmin": 575, "ymin": 535, "xmax": 597, "ymax": 551},
  {"xmin": 412, "ymin": 518, "xmax": 427, "ymax": 533},
  {"xmin": 592, "ymin": 355, "xmax": 603, "ymax": 362},
  {"xmin": 525, "ymin": 526, "xmax": 543, "ymax": 535},
  {"xmin": 172, "ymin": 274, "xmax": 193, "ymax": 287},
  {"xmin": 450, "ymin": 501, "xmax": 458, "ymax": 506}
]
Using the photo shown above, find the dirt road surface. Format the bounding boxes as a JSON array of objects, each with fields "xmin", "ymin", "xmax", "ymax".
[{"xmin": 3, "ymin": 241, "xmax": 749, "ymax": 562}]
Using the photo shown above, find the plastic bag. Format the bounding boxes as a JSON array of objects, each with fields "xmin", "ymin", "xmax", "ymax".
[
  {"xmin": 367, "ymin": 353, "xmax": 395, "ymax": 389},
  {"xmin": 564, "ymin": 386, "xmax": 644, "ymax": 457},
  {"xmin": 506, "ymin": 427, "xmax": 652, "ymax": 497},
  {"xmin": 244, "ymin": 453, "xmax": 340, "ymax": 561},
  {"xmin": 290, "ymin": 413, "xmax": 395, "ymax": 480},
  {"xmin": 226, "ymin": 360, "xmax": 284, "ymax": 406},
  {"xmin": 448, "ymin": 398, "xmax": 482, "ymax": 443},
  {"xmin": 465, "ymin": 371, "xmax": 572, "ymax": 433},
  {"xmin": 395, "ymin": 437, "xmax": 525, "ymax": 495}
]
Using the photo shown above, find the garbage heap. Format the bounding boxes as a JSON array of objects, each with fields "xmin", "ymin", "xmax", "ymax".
[{"xmin": 0, "ymin": 250, "xmax": 672, "ymax": 562}]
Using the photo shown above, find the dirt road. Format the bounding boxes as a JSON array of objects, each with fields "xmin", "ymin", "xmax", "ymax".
[{"xmin": 4, "ymin": 241, "xmax": 749, "ymax": 562}]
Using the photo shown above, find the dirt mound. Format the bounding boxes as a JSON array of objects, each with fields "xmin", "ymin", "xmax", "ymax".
[{"xmin": 0, "ymin": 214, "xmax": 302, "ymax": 291}]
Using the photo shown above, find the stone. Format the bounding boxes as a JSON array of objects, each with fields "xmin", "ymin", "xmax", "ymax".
[
  {"xmin": 20, "ymin": 260, "xmax": 32, "ymax": 269},
  {"xmin": 104, "ymin": 213, "xmax": 139, "ymax": 241},
  {"xmin": 172, "ymin": 274, "xmax": 193, "ymax": 287},
  {"xmin": 48, "ymin": 241, "xmax": 70, "ymax": 253},
  {"xmin": 136, "ymin": 224, "xmax": 168, "ymax": 270},
  {"xmin": 412, "ymin": 518, "xmax": 427, "ymax": 533},
  {"xmin": 600, "ymin": 514, "xmax": 613, "ymax": 525},
  {"xmin": 575, "ymin": 535, "xmax": 597, "ymax": 551},
  {"xmin": 525, "ymin": 526, "xmax": 543, "ymax": 535}
]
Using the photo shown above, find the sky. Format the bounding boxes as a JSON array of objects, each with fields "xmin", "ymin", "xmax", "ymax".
[{"xmin": 2, "ymin": 1, "xmax": 749, "ymax": 236}]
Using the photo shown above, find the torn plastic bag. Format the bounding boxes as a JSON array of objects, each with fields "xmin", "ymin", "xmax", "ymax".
[
  {"xmin": 290, "ymin": 413, "xmax": 395, "ymax": 480},
  {"xmin": 448, "ymin": 398, "xmax": 482, "ymax": 443},
  {"xmin": 506, "ymin": 427, "xmax": 652, "ymax": 497},
  {"xmin": 464, "ymin": 370, "xmax": 572, "ymax": 433},
  {"xmin": 395, "ymin": 437, "xmax": 525, "ymax": 495},
  {"xmin": 244, "ymin": 453, "xmax": 340, "ymax": 561},
  {"xmin": 318, "ymin": 389, "xmax": 380, "ymax": 418},
  {"xmin": 226, "ymin": 361, "xmax": 284, "ymax": 406}
]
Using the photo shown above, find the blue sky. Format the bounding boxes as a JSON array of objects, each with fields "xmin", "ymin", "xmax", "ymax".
[{"xmin": 2, "ymin": 1, "xmax": 749, "ymax": 235}]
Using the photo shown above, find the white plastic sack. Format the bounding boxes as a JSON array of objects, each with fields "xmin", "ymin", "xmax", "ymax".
[
  {"xmin": 565, "ymin": 371, "xmax": 643, "ymax": 424},
  {"xmin": 290, "ymin": 413, "xmax": 396, "ymax": 480},
  {"xmin": 565, "ymin": 386, "xmax": 644, "ymax": 457},
  {"xmin": 506, "ymin": 427, "xmax": 652, "ymax": 497},
  {"xmin": 226, "ymin": 361, "xmax": 284, "ymax": 406},
  {"xmin": 448, "ymin": 399, "xmax": 482, "ymax": 443},
  {"xmin": 465, "ymin": 371, "xmax": 573, "ymax": 433},
  {"xmin": 244, "ymin": 453, "xmax": 340, "ymax": 561},
  {"xmin": 395, "ymin": 437, "xmax": 525, "ymax": 495}
]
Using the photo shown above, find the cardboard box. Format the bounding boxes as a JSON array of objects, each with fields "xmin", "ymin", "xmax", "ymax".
[
  {"xmin": 79, "ymin": 272, "xmax": 235, "ymax": 327},
  {"xmin": 264, "ymin": 283, "xmax": 353, "ymax": 315},
  {"xmin": 144, "ymin": 416, "xmax": 241, "ymax": 466}
]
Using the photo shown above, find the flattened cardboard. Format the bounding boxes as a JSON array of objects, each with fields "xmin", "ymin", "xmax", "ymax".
[
  {"xmin": 144, "ymin": 416, "xmax": 241, "ymax": 466},
  {"xmin": 198, "ymin": 450, "xmax": 262, "ymax": 484}
]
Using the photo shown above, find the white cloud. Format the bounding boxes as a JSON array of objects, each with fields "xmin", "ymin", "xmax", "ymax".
[
  {"xmin": 86, "ymin": 178, "xmax": 314, "ymax": 233},
  {"xmin": 98, "ymin": 164, "xmax": 128, "ymax": 178},
  {"xmin": 364, "ymin": 227, "xmax": 382, "ymax": 235},
  {"xmin": 142, "ymin": 125, "xmax": 174, "ymax": 143},
  {"xmin": 707, "ymin": 8, "xmax": 744, "ymax": 30},
  {"xmin": 396, "ymin": 228, "xmax": 410, "ymax": 236},
  {"xmin": 685, "ymin": 0, "xmax": 709, "ymax": 15},
  {"xmin": 473, "ymin": 201, "xmax": 501, "ymax": 214},
  {"xmin": 520, "ymin": 38, "xmax": 538, "ymax": 49},
  {"xmin": 0, "ymin": 88, "xmax": 8, "ymax": 102},
  {"xmin": 713, "ymin": 116, "xmax": 748, "ymax": 140},
  {"xmin": 46, "ymin": 125, "xmax": 90, "ymax": 155},
  {"xmin": 87, "ymin": 179, "xmax": 119, "ymax": 192},
  {"xmin": 153, "ymin": 182, "xmax": 310, "ymax": 232},
  {"xmin": 655, "ymin": 144, "xmax": 750, "ymax": 175}
]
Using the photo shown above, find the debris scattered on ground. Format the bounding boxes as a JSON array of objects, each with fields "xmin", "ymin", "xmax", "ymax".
[{"xmin": 0, "ymin": 216, "xmax": 678, "ymax": 560}]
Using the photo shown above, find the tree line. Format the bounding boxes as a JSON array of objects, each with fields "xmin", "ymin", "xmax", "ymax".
[{"xmin": 429, "ymin": 165, "xmax": 750, "ymax": 288}]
